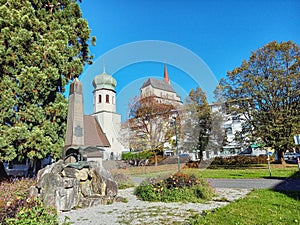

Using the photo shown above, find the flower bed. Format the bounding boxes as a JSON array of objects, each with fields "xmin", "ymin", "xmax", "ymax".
[{"xmin": 134, "ymin": 172, "xmax": 215, "ymax": 203}]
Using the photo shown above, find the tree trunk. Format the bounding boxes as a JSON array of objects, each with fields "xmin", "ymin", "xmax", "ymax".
[
  {"xmin": 278, "ymin": 149, "xmax": 286, "ymax": 165},
  {"xmin": 0, "ymin": 161, "xmax": 9, "ymax": 182},
  {"xmin": 154, "ymin": 153, "xmax": 158, "ymax": 166},
  {"xmin": 197, "ymin": 150, "xmax": 203, "ymax": 162}
]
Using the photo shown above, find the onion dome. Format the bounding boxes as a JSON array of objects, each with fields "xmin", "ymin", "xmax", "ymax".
[{"xmin": 92, "ymin": 70, "xmax": 117, "ymax": 91}]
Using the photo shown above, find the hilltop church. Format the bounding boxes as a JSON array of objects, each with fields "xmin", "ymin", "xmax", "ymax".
[{"xmin": 140, "ymin": 64, "xmax": 183, "ymax": 107}]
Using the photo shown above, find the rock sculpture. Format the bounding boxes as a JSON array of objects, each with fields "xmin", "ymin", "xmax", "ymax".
[{"xmin": 30, "ymin": 160, "xmax": 118, "ymax": 211}]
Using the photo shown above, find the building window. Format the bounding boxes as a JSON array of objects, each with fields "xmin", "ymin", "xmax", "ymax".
[
  {"xmin": 112, "ymin": 96, "xmax": 115, "ymax": 104},
  {"xmin": 98, "ymin": 95, "xmax": 101, "ymax": 103},
  {"xmin": 106, "ymin": 94, "xmax": 109, "ymax": 103}
]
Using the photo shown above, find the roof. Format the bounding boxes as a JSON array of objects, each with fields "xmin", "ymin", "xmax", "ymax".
[
  {"xmin": 92, "ymin": 71, "xmax": 117, "ymax": 91},
  {"xmin": 83, "ymin": 115, "xmax": 110, "ymax": 147},
  {"xmin": 140, "ymin": 78, "xmax": 176, "ymax": 93}
]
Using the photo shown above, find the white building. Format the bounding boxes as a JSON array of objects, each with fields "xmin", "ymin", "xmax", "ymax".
[
  {"xmin": 92, "ymin": 69, "xmax": 123, "ymax": 159},
  {"xmin": 140, "ymin": 64, "xmax": 183, "ymax": 107},
  {"xmin": 210, "ymin": 104, "xmax": 244, "ymax": 155}
]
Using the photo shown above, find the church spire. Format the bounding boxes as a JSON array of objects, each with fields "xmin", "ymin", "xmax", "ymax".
[
  {"xmin": 164, "ymin": 64, "xmax": 170, "ymax": 84},
  {"xmin": 102, "ymin": 59, "xmax": 106, "ymax": 74}
]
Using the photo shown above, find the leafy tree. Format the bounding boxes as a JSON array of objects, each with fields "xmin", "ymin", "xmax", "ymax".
[
  {"xmin": 126, "ymin": 96, "xmax": 177, "ymax": 165},
  {"xmin": 206, "ymin": 107, "xmax": 227, "ymax": 156},
  {"xmin": 0, "ymin": 0, "xmax": 94, "ymax": 175},
  {"xmin": 215, "ymin": 41, "xmax": 300, "ymax": 163},
  {"xmin": 182, "ymin": 87, "xmax": 212, "ymax": 161}
]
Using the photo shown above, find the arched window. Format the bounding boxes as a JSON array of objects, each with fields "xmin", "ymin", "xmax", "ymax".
[
  {"xmin": 106, "ymin": 94, "xmax": 109, "ymax": 103},
  {"xmin": 98, "ymin": 95, "xmax": 102, "ymax": 103},
  {"xmin": 112, "ymin": 96, "xmax": 115, "ymax": 104}
]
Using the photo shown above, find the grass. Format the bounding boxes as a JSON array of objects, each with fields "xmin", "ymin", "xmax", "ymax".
[
  {"xmin": 112, "ymin": 163, "xmax": 300, "ymax": 179},
  {"xmin": 111, "ymin": 164, "xmax": 179, "ymax": 177},
  {"xmin": 185, "ymin": 166, "xmax": 300, "ymax": 179},
  {"xmin": 189, "ymin": 189, "xmax": 300, "ymax": 225}
]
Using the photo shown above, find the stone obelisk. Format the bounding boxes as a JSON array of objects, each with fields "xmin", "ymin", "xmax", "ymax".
[{"xmin": 63, "ymin": 78, "xmax": 85, "ymax": 157}]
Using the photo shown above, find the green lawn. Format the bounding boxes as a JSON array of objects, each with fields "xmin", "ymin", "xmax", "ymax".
[
  {"xmin": 189, "ymin": 189, "xmax": 300, "ymax": 225},
  {"xmin": 126, "ymin": 164, "xmax": 300, "ymax": 179},
  {"xmin": 187, "ymin": 166, "xmax": 300, "ymax": 179},
  {"xmin": 121, "ymin": 164, "xmax": 300, "ymax": 225}
]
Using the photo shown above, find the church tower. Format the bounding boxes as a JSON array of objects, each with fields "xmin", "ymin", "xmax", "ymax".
[{"xmin": 92, "ymin": 69, "xmax": 123, "ymax": 159}]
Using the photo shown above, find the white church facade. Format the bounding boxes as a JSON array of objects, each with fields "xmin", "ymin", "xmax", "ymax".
[{"xmin": 92, "ymin": 69, "xmax": 123, "ymax": 160}]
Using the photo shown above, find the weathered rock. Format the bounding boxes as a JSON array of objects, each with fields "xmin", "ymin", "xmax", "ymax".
[
  {"xmin": 62, "ymin": 167, "xmax": 89, "ymax": 181},
  {"xmin": 89, "ymin": 161, "xmax": 118, "ymax": 196},
  {"xmin": 50, "ymin": 159, "xmax": 64, "ymax": 174},
  {"xmin": 89, "ymin": 168, "xmax": 106, "ymax": 195},
  {"xmin": 31, "ymin": 160, "xmax": 118, "ymax": 212},
  {"xmin": 38, "ymin": 172, "xmax": 65, "ymax": 208},
  {"xmin": 56, "ymin": 180, "xmax": 80, "ymax": 211},
  {"xmin": 28, "ymin": 186, "xmax": 38, "ymax": 198},
  {"xmin": 80, "ymin": 180, "xmax": 93, "ymax": 197},
  {"xmin": 105, "ymin": 177, "xmax": 119, "ymax": 196}
]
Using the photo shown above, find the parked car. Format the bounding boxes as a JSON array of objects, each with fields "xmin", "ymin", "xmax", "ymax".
[
  {"xmin": 4, "ymin": 158, "xmax": 30, "ymax": 177},
  {"xmin": 284, "ymin": 152, "xmax": 300, "ymax": 163},
  {"xmin": 179, "ymin": 153, "xmax": 190, "ymax": 158}
]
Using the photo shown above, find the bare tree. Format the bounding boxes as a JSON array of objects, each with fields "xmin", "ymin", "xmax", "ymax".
[{"xmin": 125, "ymin": 96, "xmax": 177, "ymax": 165}]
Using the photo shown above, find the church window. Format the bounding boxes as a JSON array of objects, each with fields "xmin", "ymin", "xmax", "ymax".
[
  {"xmin": 106, "ymin": 94, "xmax": 109, "ymax": 103},
  {"xmin": 98, "ymin": 95, "xmax": 102, "ymax": 103},
  {"xmin": 112, "ymin": 96, "xmax": 115, "ymax": 104}
]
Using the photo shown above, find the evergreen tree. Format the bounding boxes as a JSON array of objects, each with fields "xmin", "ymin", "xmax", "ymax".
[
  {"xmin": 0, "ymin": 0, "xmax": 94, "ymax": 169},
  {"xmin": 215, "ymin": 41, "xmax": 300, "ymax": 163}
]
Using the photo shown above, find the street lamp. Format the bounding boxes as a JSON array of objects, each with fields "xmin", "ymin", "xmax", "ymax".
[{"xmin": 173, "ymin": 116, "xmax": 180, "ymax": 172}]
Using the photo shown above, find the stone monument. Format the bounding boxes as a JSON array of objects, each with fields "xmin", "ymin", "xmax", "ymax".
[{"xmin": 64, "ymin": 78, "xmax": 85, "ymax": 158}]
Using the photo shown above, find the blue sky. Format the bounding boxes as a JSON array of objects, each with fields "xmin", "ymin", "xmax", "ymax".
[{"xmin": 78, "ymin": 0, "xmax": 300, "ymax": 119}]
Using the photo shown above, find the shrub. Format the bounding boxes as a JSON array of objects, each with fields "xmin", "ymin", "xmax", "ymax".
[
  {"xmin": 5, "ymin": 199, "xmax": 58, "ymax": 225},
  {"xmin": 134, "ymin": 172, "xmax": 214, "ymax": 203},
  {"xmin": 0, "ymin": 178, "xmax": 59, "ymax": 225},
  {"xmin": 0, "ymin": 178, "xmax": 36, "ymax": 223},
  {"xmin": 209, "ymin": 155, "xmax": 270, "ymax": 167},
  {"xmin": 122, "ymin": 150, "xmax": 153, "ymax": 161}
]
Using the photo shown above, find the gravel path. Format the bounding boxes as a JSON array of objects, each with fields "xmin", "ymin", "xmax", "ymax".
[
  {"xmin": 58, "ymin": 187, "xmax": 251, "ymax": 225},
  {"xmin": 58, "ymin": 178, "xmax": 300, "ymax": 224}
]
